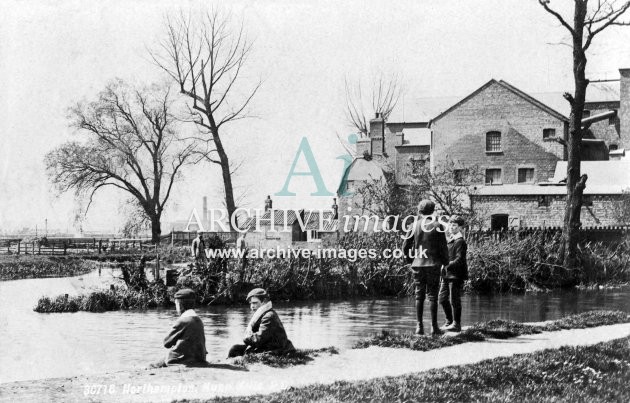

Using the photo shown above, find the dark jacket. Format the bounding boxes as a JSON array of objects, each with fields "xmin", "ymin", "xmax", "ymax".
[
  {"xmin": 443, "ymin": 236, "xmax": 468, "ymax": 281},
  {"xmin": 402, "ymin": 217, "xmax": 449, "ymax": 268},
  {"xmin": 244, "ymin": 309, "xmax": 295, "ymax": 353},
  {"xmin": 164, "ymin": 312, "xmax": 207, "ymax": 365}
]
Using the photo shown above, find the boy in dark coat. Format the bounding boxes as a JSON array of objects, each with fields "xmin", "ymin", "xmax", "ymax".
[
  {"xmin": 438, "ymin": 216, "xmax": 468, "ymax": 332},
  {"xmin": 402, "ymin": 200, "xmax": 450, "ymax": 336},
  {"xmin": 151, "ymin": 288, "xmax": 207, "ymax": 367},
  {"xmin": 227, "ymin": 288, "xmax": 295, "ymax": 357}
]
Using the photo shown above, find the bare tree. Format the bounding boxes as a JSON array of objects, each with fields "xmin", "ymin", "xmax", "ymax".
[
  {"xmin": 538, "ymin": 0, "xmax": 630, "ymax": 268},
  {"xmin": 150, "ymin": 10, "xmax": 261, "ymax": 230},
  {"xmin": 407, "ymin": 160, "xmax": 486, "ymax": 230},
  {"xmin": 344, "ymin": 73, "xmax": 401, "ymax": 135},
  {"xmin": 45, "ymin": 80, "xmax": 194, "ymax": 243}
]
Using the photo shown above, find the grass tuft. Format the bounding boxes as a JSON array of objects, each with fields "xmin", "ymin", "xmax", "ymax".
[
  {"xmin": 354, "ymin": 310, "xmax": 629, "ymax": 351},
  {"xmin": 231, "ymin": 347, "xmax": 338, "ymax": 368}
]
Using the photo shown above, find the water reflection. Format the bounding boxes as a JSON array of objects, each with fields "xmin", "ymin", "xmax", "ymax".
[{"xmin": 0, "ymin": 269, "xmax": 628, "ymax": 383}]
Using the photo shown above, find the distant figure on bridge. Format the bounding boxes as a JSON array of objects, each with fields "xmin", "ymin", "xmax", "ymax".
[
  {"xmin": 227, "ymin": 288, "xmax": 295, "ymax": 358},
  {"xmin": 150, "ymin": 288, "xmax": 207, "ymax": 368},
  {"xmin": 191, "ymin": 230, "xmax": 206, "ymax": 267}
]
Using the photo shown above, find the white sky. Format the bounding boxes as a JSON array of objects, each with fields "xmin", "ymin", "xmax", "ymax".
[{"xmin": 1, "ymin": 0, "xmax": 630, "ymax": 234}]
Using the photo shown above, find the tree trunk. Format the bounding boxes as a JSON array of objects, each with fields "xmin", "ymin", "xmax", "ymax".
[
  {"xmin": 212, "ymin": 130, "xmax": 238, "ymax": 231},
  {"xmin": 563, "ymin": 2, "xmax": 589, "ymax": 269},
  {"xmin": 150, "ymin": 214, "xmax": 162, "ymax": 244}
]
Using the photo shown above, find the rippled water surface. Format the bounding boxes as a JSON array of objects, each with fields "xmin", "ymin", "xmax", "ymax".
[{"xmin": 0, "ymin": 268, "xmax": 628, "ymax": 383}]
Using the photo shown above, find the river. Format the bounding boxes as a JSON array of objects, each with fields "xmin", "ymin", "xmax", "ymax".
[{"xmin": 0, "ymin": 268, "xmax": 628, "ymax": 384}]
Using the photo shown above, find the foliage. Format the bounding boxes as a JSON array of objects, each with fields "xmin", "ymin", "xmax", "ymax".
[
  {"xmin": 467, "ymin": 231, "xmax": 630, "ymax": 293},
  {"xmin": 45, "ymin": 79, "xmax": 194, "ymax": 242},
  {"xmin": 34, "ymin": 282, "xmax": 169, "ymax": 313},
  {"xmin": 0, "ymin": 255, "xmax": 97, "ymax": 281}
]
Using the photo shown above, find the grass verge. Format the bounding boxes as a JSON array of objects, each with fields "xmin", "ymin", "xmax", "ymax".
[
  {"xmin": 231, "ymin": 347, "xmax": 338, "ymax": 368},
  {"xmin": 196, "ymin": 335, "xmax": 630, "ymax": 403},
  {"xmin": 0, "ymin": 255, "xmax": 98, "ymax": 281},
  {"xmin": 353, "ymin": 310, "xmax": 629, "ymax": 351}
]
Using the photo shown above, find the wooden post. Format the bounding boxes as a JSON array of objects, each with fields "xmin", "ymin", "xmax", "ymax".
[
  {"xmin": 38, "ymin": 242, "xmax": 41, "ymax": 255},
  {"xmin": 52, "ymin": 244, "xmax": 55, "ymax": 255},
  {"xmin": 64, "ymin": 242, "xmax": 67, "ymax": 256},
  {"xmin": 17, "ymin": 241, "xmax": 20, "ymax": 255},
  {"xmin": 98, "ymin": 240, "xmax": 102, "ymax": 254}
]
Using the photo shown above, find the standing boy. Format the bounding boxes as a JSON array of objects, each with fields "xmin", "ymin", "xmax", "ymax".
[
  {"xmin": 439, "ymin": 215, "xmax": 468, "ymax": 332},
  {"xmin": 402, "ymin": 200, "xmax": 450, "ymax": 336}
]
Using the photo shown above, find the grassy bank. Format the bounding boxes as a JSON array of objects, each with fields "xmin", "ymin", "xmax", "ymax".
[
  {"xmin": 196, "ymin": 335, "xmax": 630, "ymax": 403},
  {"xmin": 0, "ymin": 255, "xmax": 99, "ymax": 281},
  {"xmin": 30, "ymin": 231, "xmax": 630, "ymax": 310},
  {"xmin": 34, "ymin": 282, "xmax": 169, "ymax": 312},
  {"xmin": 231, "ymin": 347, "xmax": 338, "ymax": 368},
  {"xmin": 354, "ymin": 310, "xmax": 629, "ymax": 351}
]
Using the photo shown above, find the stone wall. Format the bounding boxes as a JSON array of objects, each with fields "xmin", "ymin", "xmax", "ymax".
[
  {"xmin": 473, "ymin": 194, "xmax": 625, "ymax": 229},
  {"xmin": 431, "ymin": 81, "xmax": 566, "ymax": 184}
]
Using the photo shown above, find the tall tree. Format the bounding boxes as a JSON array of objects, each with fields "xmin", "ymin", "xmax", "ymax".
[
  {"xmin": 538, "ymin": 0, "xmax": 630, "ymax": 268},
  {"xmin": 344, "ymin": 73, "xmax": 401, "ymax": 135},
  {"xmin": 150, "ymin": 10, "xmax": 261, "ymax": 230},
  {"xmin": 46, "ymin": 80, "xmax": 194, "ymax": 243}
]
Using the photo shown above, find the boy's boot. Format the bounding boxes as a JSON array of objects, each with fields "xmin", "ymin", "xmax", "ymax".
[
  {"xmin": 430, "ymin": 301, "xmax": 442, "ymax": 336},
  {"xmin": 415, "ymin": 300, "xmax": 424, "ymax": 335},
  {"xmin": 441, "ymin": 302, "xmax": 453, "ymax": 328},
  {"xmin": 447, "ymin": 307, "xmax": 462, "ymax": 332}
]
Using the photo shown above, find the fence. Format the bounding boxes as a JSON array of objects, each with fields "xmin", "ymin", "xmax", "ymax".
[{"xmin": 0, "ymin": 231, "xmax": 241, "ymax": 255}]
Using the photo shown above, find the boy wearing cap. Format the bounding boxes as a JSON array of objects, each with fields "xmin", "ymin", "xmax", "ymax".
[
  {"xmin": 152, "ymin": 288, "xmax": 207, "ymax": 367},
  {"xmin": 227, "ymin": 288, "xmax": 295, "ymax": 358},
  {"xmin": 402, "ymin": 199, "xmax": 450, "ymax": 336},
  {"xmin": 438, "ymin": 216, "xmax": 468, "ymax": 332}
]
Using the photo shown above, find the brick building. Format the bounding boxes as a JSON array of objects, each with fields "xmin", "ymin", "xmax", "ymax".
[{"xmin": 338, "ymin": 68, "xmax": 630, "ymax": 230}]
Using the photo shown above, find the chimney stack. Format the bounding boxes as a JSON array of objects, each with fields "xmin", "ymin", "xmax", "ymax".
[
  {"xmin": 264, "ymin": 195, "xmax": 273, "ymax": 212},
  {"xmin": 202, "ymin": 196, "xmax": 208, "ymax": 221},
  {"xmin": 619, "ymin": 68, "xmax": 630, "ymax": 147},
  {"xmin": 369, "ymin": 112, "xmax": 386, "ymax": 155},
  {"xmin": 332, "ymin": 198, "xmax": 338, "ymax": 219}
]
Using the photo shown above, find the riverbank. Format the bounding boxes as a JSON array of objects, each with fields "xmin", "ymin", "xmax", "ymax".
[
  {"xmin": 2, "ymin": 320, "xmax": 629, "ymax": 402},
  {"xmin": 0, "ymin": 255, "xmax": 99, "ymax": 281}
]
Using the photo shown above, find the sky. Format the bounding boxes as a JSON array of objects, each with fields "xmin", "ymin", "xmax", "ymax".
[{"xmin": 1, "ymin": 0, "xmax": 630, "ymax": 234}]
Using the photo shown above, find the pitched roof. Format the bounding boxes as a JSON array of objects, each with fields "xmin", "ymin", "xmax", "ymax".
[
  {"xmin": 243, "ymin": 209, "xmax": 338, "ymax": 232},
  {"xmin": 429, "ymin": 79, "xmax": 568, "ymax": 125}
]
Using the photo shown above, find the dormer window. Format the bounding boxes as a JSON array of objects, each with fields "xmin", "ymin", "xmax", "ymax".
[
  {"xmin": 543, "ymin": 128, "xmax": 556, "ymax": 139},
  {"xmin": 486, "ymin": 131, "xmax": 501, "ymax": 153}
]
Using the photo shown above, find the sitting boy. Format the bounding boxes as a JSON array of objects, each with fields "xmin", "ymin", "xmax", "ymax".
[
  {"xmin": 151, "ymin": 288, "xmax": 207, "ymax": 367},
  {"xmin": 227, "ymin": 288, "xmax": 295, "ymax": 357}
]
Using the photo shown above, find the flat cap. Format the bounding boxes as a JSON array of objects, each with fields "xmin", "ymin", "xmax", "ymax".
[
  {"xmin": 174, "ymin": 288, "xmax": 196, "ymax": 300},
  {"xmin": 246, "ymin": 288, "xmax": 268, "ymax": 301},
  {"xmin": 418, "ymin": 199, "xmax": 435, "ymax": 215}
]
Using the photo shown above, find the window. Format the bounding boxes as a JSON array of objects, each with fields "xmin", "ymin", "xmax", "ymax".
[
  {"xmin": 610, "ymin": 144, "xmax": 619, "ymax": 151},
  {"xmin": 486, "ymin": 131, "xmax": 502, "ymax": 152},
  {"xmin": 517, "ymin": 168, "xmax": 535, "ymax": 183},
  {"xmin": 485, "ymin": 168, "xmax": 502, "ymax": 185},
  {"xmin": 543, "ymin": 128, "xmax": 556, "ymax": 139},
  {"xmin": 538, "ymin": 196, "xmax": 550, "ymax": 207},
  {"xmin": 583, "ymin": 110, "xmax": 591, "ymax": 118},
  {"xmin": 453, "ymin": 169, "xmax": 469, "ymax": 184},
  {"xmin": 491, "ymin": 214, "xmax": 509, "ymax": 231}
]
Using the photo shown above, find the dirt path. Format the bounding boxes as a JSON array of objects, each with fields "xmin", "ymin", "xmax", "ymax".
[{"xmin": 2, "ymin": 323, "xmax": 630, "ymax": 403}]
